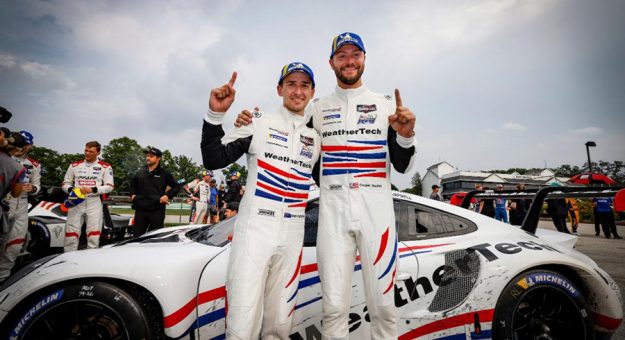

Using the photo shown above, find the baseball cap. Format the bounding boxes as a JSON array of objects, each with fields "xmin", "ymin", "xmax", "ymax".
[
  {"xmin": 230, "ymin": 171, "xmax": 241, "ymax": 178},
  {"xmin": 144, "ymin": 146, "xmax": 163, "ymax": 157},
  {"xmin": 19, "ymin": 131, "xmax": 34, "ymax": 145},
  {"xmin": 432, "ymin": 184, "xmax": 440, "ymax": 189},
  {"xmin": 202, "ymin": 170, "xmax": 213, "ymax": 177},
  {"xmin": 278, "ymin": 62, "xmax": 315, "ymax": 88},
  {"xmin": 330, "ymin": 32, "xmax": 366, "ymax": 58}
]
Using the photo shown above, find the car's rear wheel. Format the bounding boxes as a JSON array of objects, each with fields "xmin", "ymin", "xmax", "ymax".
[
  {"xmin": 492, "ymin": 269, "xmax": 594, "ymax": 340},
  {"xmin": 1, "ymin": 281, "xmax": 164, "ymax": 340}
]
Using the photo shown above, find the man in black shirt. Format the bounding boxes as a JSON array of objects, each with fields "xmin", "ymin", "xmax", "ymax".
[
  {"xmin": 130, "ymin": 146, "xmax": 181, "ymax": 236},
  {"xmin": 223, "ymin": 171, "xmax": 242, "ymax": 205}
]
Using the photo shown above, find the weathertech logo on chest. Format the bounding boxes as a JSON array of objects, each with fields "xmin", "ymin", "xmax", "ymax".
[
  {"xmin": 322, "ymin": 128, "xmax": 382, "ymax": 138},
  {"xmin": 264, "ymin": 152, "xmax": 312, "ymax": 169}
]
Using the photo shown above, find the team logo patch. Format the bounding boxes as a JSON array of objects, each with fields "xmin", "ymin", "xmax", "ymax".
[
  {"xmin": 357, "ymin": 113, "xmax": 377, "ymax": 124},
  {"xmin": 300, "ymin": 147, "xmax": 313, "ymax": 159},
  {"xmin": 270, "ymin": 127, "xmax": 289, "ymax": 136},
  {"xmin": 300, "ymin": 135, "xmax": 314, "ymax": 146},
  {"xmin": 357, "ymin": 104, "xmax": 377, "ymax": 113},
  {"xmin": 349, "ymin": 182, "xmax": 360, "ymax": 189},
  {"xmin": 253, "ymin": 111, "xmax": 262, "ymax": 118},
  {"xmin": 323, "ymin": 114, "xmax": 341, "ymax": 120},
  {"xmin": 269, "ymin": 134, "xmax": 288, "ymax": 142},
  {"xmin": 258, "ymin": 208, "xmax": 276, "ymax": 217},
  {"xmin": 519, "ymin": 272, "xmax": 579, "ymax": 297},
  {"xmin": 329, "ymin": 184, "xmax": 343, "ymax": 190}
]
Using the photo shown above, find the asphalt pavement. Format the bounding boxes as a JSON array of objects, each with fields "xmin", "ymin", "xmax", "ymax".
[{"xmin": 537, "ymin": 221, "xmax": 625, "ymax": 338}]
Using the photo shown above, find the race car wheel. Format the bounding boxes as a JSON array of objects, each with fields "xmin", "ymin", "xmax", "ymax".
[
  {"xmin": 492, "ymin": 270, "xmax": 594, "ymax": 340},
  {"xmin": 1, "ymin": 281, "xmax": 164, "ymax": 340}
]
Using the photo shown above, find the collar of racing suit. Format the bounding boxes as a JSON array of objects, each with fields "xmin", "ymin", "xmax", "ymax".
[
  {"xmin": 334, "ymin": 84, "xmax": 368, "ymax": 100},
  {"xmin": 278, "ymin": 105, "xmax": 306, "ymax": 130}
]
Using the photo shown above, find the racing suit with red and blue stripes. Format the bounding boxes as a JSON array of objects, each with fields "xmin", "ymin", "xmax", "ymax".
[
  {"xmin": 201, "ymin": 106, "xmax": 321, "ymax": 339},
  {"xmin": 310, "ymin": 85, "xmax": 416, "ymax": 340}
]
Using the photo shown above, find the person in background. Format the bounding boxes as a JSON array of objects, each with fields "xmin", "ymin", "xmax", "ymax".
[
  {"xmin": 508, "ymin": 184, "xmax": 529, "ymax": 226},
  {"xmin": 546, "ymin": 183, "xmax": 570, "ymax": 234},
  {"xmin": 217, "ymin": 183, "xmax": 226, "ymax": 221},
  {"xmin": 62, "ymin": 141, "xmax": 114, "ymax": 252},
  {"xmin": 593, "ymin": 197, "xmax": 622, "ymax": 239},
  {"xmin": 480, "ymin": 186, "xmax": 495, "ymax": 218},
  {"xmin": 0, "ymin": 131, "xmax": 41, "ymax": 281},
  {"xmin": 223, "ymin": 201, "xmax": 239, "ymax": 220},
  {"xmin": 494, "ymin": 184, "xmax": 509, "ymax": 223},
  {"xmin": 429, "ymin": 184, "xmax": 442, "ymax": 201},
  {"xmin": 130, "ymin": 146, "xmax": 181, "ymax": 236},
  {"xmin": 566, "ymin": 197, "xmax": 580, "ymax": 235},
  {"xmin": 184, "ymin": 174, "xmax": 202, "ymax": 222},
  {"xmin": 209, "ymin": 178, "xmax": 219, "ymax": 224},
  {"xmin": 473, "ymin": 183, "xmax": 483, "ymax": 212},
  {"xmin": 190, "ymin": 170, "xmax": 213, "ymax": 224},
  {"xmin": 223, "ymin": 171, "xmax": 242, "ymax": 205}
]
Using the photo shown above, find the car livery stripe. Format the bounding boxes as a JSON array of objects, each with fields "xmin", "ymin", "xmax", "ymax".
[
  {"xmin": 165, "ymin": 243, "xmax": 455, "ymax": 330},
  {"xmin": 163, "ymin": 286, "xmax": 226, "ymax": 328},
  {"xmin": 592, "ymin": 312, "xmax": 623, "ymax": 330},
  {"xmin": 435, "ymin": 329, "xmax": 492, "ymax": 339},
  {"xmin": 398, "ymin": 309, "xmax": 494, "ymax": 340}
]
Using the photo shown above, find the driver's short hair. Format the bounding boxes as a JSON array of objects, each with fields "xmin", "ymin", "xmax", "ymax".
[{"xmin": 85, "ymin": 141, "xmax": 101, "ymax": 152}]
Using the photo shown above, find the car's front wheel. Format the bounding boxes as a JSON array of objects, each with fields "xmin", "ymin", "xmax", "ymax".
[
  {"xmin": 492, "ymin": 269, "xmax": 594, "ymax": 340},
  {"xmin": 1, "ymin": 281, "xmax": 164, "ymax": 340}
]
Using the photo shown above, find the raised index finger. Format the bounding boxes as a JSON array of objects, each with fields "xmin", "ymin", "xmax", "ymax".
[
  {"xmin": 228, "ymin": 71, "xmax": 237, "ymax": 87},
  {"xmin": 394, "ymin": 88, "xmax": 403, "ymax": 108}
]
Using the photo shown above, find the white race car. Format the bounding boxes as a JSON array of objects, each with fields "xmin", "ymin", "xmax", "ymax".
[{"xmin": 0, "ymin": 190, "xmax": 622, "ymax": 339}]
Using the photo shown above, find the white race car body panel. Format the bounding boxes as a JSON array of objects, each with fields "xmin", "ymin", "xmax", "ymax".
[{"xmin": 2, "ymin": 192, "xmax": 622, "ymax": 339}]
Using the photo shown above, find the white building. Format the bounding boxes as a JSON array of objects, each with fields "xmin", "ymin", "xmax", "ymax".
[{"xmin": 421, "ymin": 161, "xmax": 456, "ymax": 198}]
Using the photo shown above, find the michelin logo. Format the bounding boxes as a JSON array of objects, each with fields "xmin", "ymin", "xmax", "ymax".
[{"xmin": 12, "ymin": 289, "xmax": 65, "ymax": 338}]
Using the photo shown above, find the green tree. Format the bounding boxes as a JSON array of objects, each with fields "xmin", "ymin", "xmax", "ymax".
[
  {"xmin": 30, "ymin": 146, "xmax": 82, "ymax": 187},
  {"xmin": 169, "ymin": 154, "xmax": 203, "ymax": 185},
  {"xmin": 403, "ymin": 171, "xmax": 422, "ymax": 195},
  {"xmin": 101, "ymin": 137, "xmax": 144, "ymax": 194},
  {"xmin": 221, "ymin": 164, "xmax": 248, "ymax": 185}
]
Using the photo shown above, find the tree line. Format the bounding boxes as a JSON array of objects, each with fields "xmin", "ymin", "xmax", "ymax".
[{"xmin": 29, "ymin": 137, "xmax": 247, "ymax": 194}]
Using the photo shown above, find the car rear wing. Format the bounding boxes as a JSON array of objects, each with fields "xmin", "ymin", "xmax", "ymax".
[{"xmin": 460, "ymin": 186, "xmax": 625, "ymax": 234}]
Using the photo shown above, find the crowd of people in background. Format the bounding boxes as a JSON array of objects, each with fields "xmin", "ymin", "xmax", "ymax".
[{"xmin": 431, "ymin": 180, "xmax": 621, "ymax": 239}]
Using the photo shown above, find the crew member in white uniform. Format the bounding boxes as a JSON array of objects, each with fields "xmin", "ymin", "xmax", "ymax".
[
  {"xmin": 201, "ymin": 63, "xmax": 321, "ymax": 339},
  {"xmin": 191, "ymin": 170, "xmax": 213, "ymax": 224},
  {"xmin": 62, "ymin": 141, "xmax": 114, "ymax": 251},
  {"xmin": 0, "ymin": 131, "xmax": 41, "ymax": 281}
]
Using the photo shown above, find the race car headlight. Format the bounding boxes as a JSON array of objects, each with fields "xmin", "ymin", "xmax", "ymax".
[{"xmin": 0, "ymin": 254, "xmax": 60, "ymax": 291}]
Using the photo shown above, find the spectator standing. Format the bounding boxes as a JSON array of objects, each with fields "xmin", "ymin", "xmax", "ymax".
[
  {"xmin": 217, "ymin": 183, "xmax": 226, "ymax": 221},
  {"xmin": 223, "ymin": 201, "xmax": 239, "ymax": 220},
  {"xmin": 547, "ymin": 191, "xmax": 570, "ymax": 234},
  {"xmin": 130, "ymin": 146, "xmax": 181, "ymax": 236},
  {"xmin": 566, "ymin": 197, "xmax": 580, "ymax": 235},
  {"xmin": 593, "ymin": 197, "xmax": 622, "ymax": 239},
  {"xmin": 190, "ymin": 170, "xmax": 213, "ymax": 224},
  {"xmin": 480, "ymin": 186, "xmax": 495, "ymax": 218},
  {"xmin": 0, "ymin": 131, "xmax": 41, "ymax": 280},
  {"xmin": 209, "ymin": 178, "xmax": 219, "ymax": 224},
  {"xmin": 184, "ymin": 174, "xmax": 202, "ymax": 222},
  {"xmin": 508, "ymin": 184, "xmax": 529, "ymax": 226},
  {"xmin": 62, "ymin": 141, "xmax": 115, "ymax": 252},
  {"xmin": 429, "ymin": 184, "xmax": 443, "ymax": 201},
  {"xmin": 473, "ymin": 183, "xmax": 483, "ymax": 212},
  {"xmin": 223, "ymin": 171, "xmax": 242, "ymax": 205},
  {"xmin": 494, "ymin": 184, "xmax": 509, "ymax": 223}
]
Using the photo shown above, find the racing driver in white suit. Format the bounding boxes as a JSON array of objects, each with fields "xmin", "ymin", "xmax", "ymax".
[
  {"xmin": 237, "ymin": 32, "xmax": 417, "ymax": 340},
  {"xmin": 201, "ymin": 63, "xmax": 321, "ymax": 339},
  {"xmin": 62, "ymin": 141, "xmax": 114, "ymax": 252},
  {"xmin": 0, "ymin": 131, "xmax": 41, "ymax": 281}
]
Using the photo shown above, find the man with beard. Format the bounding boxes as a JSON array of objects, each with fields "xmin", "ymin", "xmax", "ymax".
[
  {"xmin": 236, "ymin": 32, "xmax": 417, "ymax": 340},
  {"xmin": 130, "ymin": 146, "xmax": 181, "ymax": 236}
]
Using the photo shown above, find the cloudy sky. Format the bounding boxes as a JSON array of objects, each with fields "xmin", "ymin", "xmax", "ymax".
[{"xmin": 1, "ymin": 0, "xmax": 624, "ymax": 189}]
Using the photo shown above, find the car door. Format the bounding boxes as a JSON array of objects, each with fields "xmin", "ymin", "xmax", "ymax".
[{"xmin": 393, "ymin": 198, "xmax": 479, "ymax": 337}]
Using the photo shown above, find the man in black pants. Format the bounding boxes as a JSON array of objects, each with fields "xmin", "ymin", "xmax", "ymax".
[{"xmin": 130, "ymin": 146, "xmax": 181, "ymax": 237}]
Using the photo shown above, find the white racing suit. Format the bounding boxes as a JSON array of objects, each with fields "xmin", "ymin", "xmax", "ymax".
[
  {"xmin": 62, "ymin": 160, "xmax": 114, "ymax": 252},
  {"xmin": 310, "ymin": 85, "xmax": 416, "ymax": 340},
  {"xmin": 191, "ymin": 180, "xmax": 211, "ymax": 224},
  {"xmin": 201, "ymin": 106, "xmax": 320, "ymax": 339},
  {"xmin": 0, "ymin": 156, "xmax": 41, "ymax": 281}
]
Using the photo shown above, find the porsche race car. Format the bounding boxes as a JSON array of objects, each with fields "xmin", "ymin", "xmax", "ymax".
[{"xmin": 0, "ymin": 189, "xmax": 622, "ymax": 339}]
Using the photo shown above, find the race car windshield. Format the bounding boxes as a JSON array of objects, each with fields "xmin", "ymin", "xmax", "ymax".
[{"xmin": 187, "ymin": 216, "xmax": 236, "ymax": 247}]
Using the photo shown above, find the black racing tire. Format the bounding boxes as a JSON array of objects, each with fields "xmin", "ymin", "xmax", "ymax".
[
  {"xmin": 492, "ymin": 269, "xmax": 594, "ymax": 340},
  {"xmin": 0, "ymin": 281, "xmax": 165, "ymax": 340}
]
